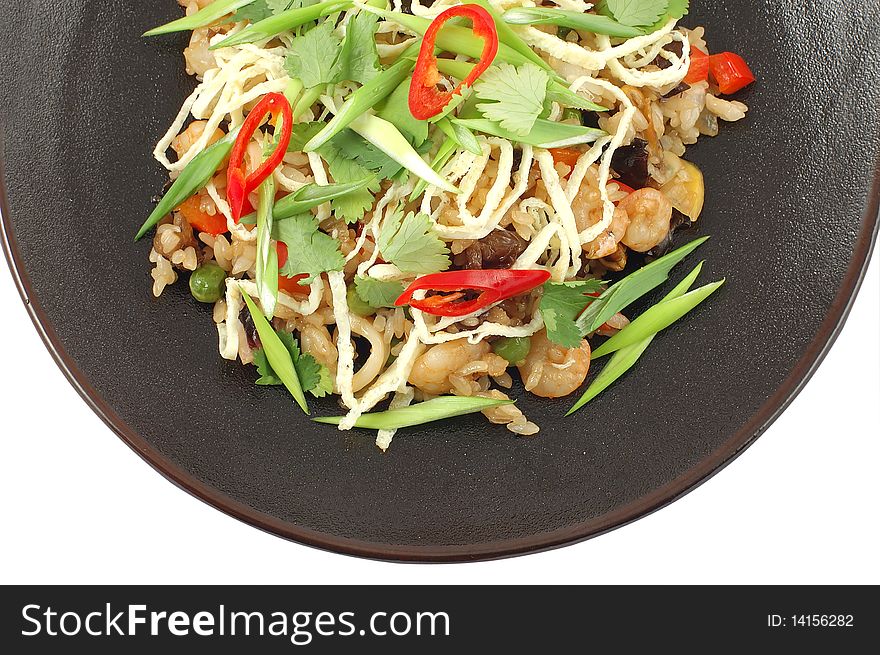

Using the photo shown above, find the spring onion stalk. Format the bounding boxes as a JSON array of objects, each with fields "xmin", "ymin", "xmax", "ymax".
[
  {"xmin": 135, "ymin": 129, "xmax": 239, "ymax": 241},
  {"xmin": 283, "ymin": 78, "xmax": 304, "ymax": 107},
  {"xmin": 210, "ymin": 0, "xmax": 354, "ymax": 49},
  {"xmin": 502, "ymin": 8, "xmax": 646, "ymax": 39},
  {"xmin": 293, "ymin": 85, "xmax": 326, "ymax": 120},
  {"xmin": 239, "ymin": 178, "xmax": 376, "ymax": 225},
  {"xmin": 349, "ymin": 113, "xmax": 460, "ymax": 194},
  {"xmin": 452, "ymin": 117, "xmax": 605, "ymax": 149},
  {"xmin": 241, "ymin": 293, "xmax": 309, "ymax": 413},
  {"xmin": 435, "ymin": 58, "xmax": 608, "ymax": 113},
  {"xmin": 591, "ymin": 279, "xmax": 726, "ymax": 358},
  {"xmin": 436, "ymin": 117, "xmax": 482, "ymax": 155},
  {"xmin": 409, "ymin": 137, "xmax": 457, "ymax": 201},
  {"xmin": 143, "ymin": 0, "xmax": 257, "ymax": 37},
  {"xmin": 314, "ymin": 396, "xmax": 513, "ymax": 430},
  {"xmin": 254, "ymin": 171, "xmax": 279, "ymax": 318},
  {"xmin": 576, "ymin": 236, "xmax": 710, "ymax": 334},
  {"xmin": 304, "ymin": 43, "xmax": 420, "ymax": 151},
  {"xmin": 468, "ymin": 0, "xmax": 552, "ymax": 71},
  {"xmin": 567, "ymin": 262, "xmax": 705, "ymax": 415},
  {"xmin": 358, "ymin": 6, "xmax": 543, "ymax": 72}
]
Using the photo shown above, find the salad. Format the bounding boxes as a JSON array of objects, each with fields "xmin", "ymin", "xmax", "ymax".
[{"xmin": 140, "ymin": 0, "xmax": 753, "ymax": 449}]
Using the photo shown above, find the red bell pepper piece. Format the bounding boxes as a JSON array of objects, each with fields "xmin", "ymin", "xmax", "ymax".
[
  {"xmin": 408, "ymin": 4, "xmax": 499, "ymax": 120},
  {"xmin": 709, "ymin": 52, "xmax": 755, "ymax": 94},
  {"xmin": 176, "ymin": 195, "xmax": 228, "ymax": 235},
  {"xmin": 396, "ymin": 269, "xmax": 550, "ymax": 317},
  {"xmin": 548, "ymin": 147, "xmax": 583, "ymax": 170},
  {"xmin": 683, "ymin": 45, "xmax": 710, "ymax": 84},
  {"xmin": 226, "ymin": 92, "xmax": 293, "ymax": 222},
  {"xmin": 276, "ymin": 242, "xmax": 310, "ymax": 296}
]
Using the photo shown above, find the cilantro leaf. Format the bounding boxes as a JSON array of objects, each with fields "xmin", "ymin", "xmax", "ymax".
[
  {"xmin": 601, "ymin": 0, "xmax": 669, "ymax": 28},
  {"xmin": 234, "ymin": 0, "xmax": 303, "ymax": 22},
  {"xmin": 336, "ymin": 10, "xmax": 382, "ymax": 85},
  {"xmin": 309, "ymin": 364, "xmax": 334, "ymax": 398},
  {"xmin": 330, "ymin": 129, "xmax": 403, "ymax": 179},
  {"xmin": 253, "ymin": 328, "xmax": 324, "ymax": 394},
  {"xmin": 354, "ymin": 276, "xmax": 405, "ymax": 309},
  {"xmin": 323, "ymin": 151, "xmax": 380, "ymax": 222},
  {"xmin": 273, "ymin": 213, "xmax": 345, "ymax": 281},
  {"xmin": 284, "ymin": 20, "xmax": 343, "ymax": 88},
  {"xmin": 288, "ymin": 122, "xmax": 326, "ymax": 152},
  {"xmin": 378, "ymin": 208, "xmax": 450, "ymax": 275},
  {"xmin": 666, "ymin": 0, "xmax": 689, "ymax": 20},
  {"xmin": 378, "ymin": 78, "xmax": 429, "ymax": 146},
  {"xmin": 539, "ymin": 280, "xmax": 606, "ymax": 348},
  {"xmin": 474, "ymin": 63, "xmax": 549, "ymax": 137}
]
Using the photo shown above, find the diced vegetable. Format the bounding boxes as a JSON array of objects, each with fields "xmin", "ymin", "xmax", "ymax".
[
  {"xmin": 660, "ymin": 157, "xmax": 705, "ymax": 221},
  {"xmin": 684, "ymin": 45, "xmax": 710, "ymax": 84},
  {"xmin": 492, "ymin": 336, "xmax": 532, "ymax": 365},
  {"xmin": 709, "ymin": 51, "xmax": 756, "ymax": 94},
  {"xmin": 176, "ymin": 195, "xmax": 228, "ymax": 236},
  {"xmin": 314, "ymin": 396, "xmax": 514, "ymax": 430},
  {"xmin": 189, "ymin": 262, "xmax": 227, "ymax": 303}
]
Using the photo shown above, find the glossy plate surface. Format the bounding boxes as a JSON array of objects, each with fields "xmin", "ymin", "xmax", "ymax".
[{"xmin": 1, "ymin": 1, "xmax": 877, "ymax": 561}]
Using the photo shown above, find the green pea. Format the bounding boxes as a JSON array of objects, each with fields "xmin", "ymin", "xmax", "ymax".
[
  {"xmin": 189, "ymin": 262, "xmax": 227, "ymax": 304},
  {"xmin": 492, "ymin": 336, "xmax": 532, "ymax": 365},
  {"xmin": 347, "ymin": 286, "xmax": 376, "ymax": 317}
]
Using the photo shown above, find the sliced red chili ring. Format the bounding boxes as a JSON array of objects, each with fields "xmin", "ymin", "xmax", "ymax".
[
  {"xmin": 396, "ymin": 269, "xmax": 550, "ymax": 317},
  {"xmin": 408, "ymin": 4, "xmax": 500, "ymax": 120},
  {"xmin": 226, "ymin": 92, "xmax": 293, "ymax": 223}
]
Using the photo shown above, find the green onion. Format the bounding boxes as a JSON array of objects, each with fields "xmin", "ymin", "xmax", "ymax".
[
  {"xmin": 567, "ymin": 261, "xmax": 705, "ymax": 415},
  {"xmin": 467, "ymin": 0, "xmax": 552, "ymax": 71},
  {"xmin": 591, "ymin": 279, "xmax": 725, "ymax": 358},
  {"xmin": 210, "ymin": 0, "xmax": 353, "ymax": 49},
  {"xmin": 348, "ymin": 113, "xmax": 460, "ymax": 194},
  {"xmin": 362, "ymin": 7, "xmax": 544, "ymax": 72},
  {"xmin": 293, "ymin": 85, "xmax": 326, "ymax": 121},
  {"xmin": 576, "ymin": 236, "xmax": 710, "ymax": 334},
  {"xmin": 452, "ymin": 117, "xmax": 605, "ymax": 148},
  {"xmin": 143, "ymin": 0, "xmax": 257, "ymax": 37},
  {"xmin": 434, "ymin": 58, "xmax": 607, "ymax": 113},
  {"xmin": 135, "ymin": 130, "xmax": 238, "ymax": 241},
  {"xmin": 304, "ymin": 43, "xmax": 419, "ymax": 152},
  {"xmin": 239, "ymin": 178, "xmax": 376, "ymax": 225},
  {"xmin": 502, "ymin": 8, "xmax": 646, "ymax": 39},
  {"xmin": 436, "ymin": 117, "xmax": 482, "ymax": 156},
  {"xmin": 314, "ymin": 396, "xmax": 513, "ymax": 430},
  {"xmin": 409, "ymin": 137, "xmax": 457, "ymax": 201},
  {"xmin": 254, "ymin": 169, "xmax": 278, "ymax": 318},
  {"xmin": 241, "ymin": 292, "xmax": 309, "ymax": 413}
]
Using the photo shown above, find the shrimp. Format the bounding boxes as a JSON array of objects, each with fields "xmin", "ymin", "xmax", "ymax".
[
  {"xmin": 571, "ymin": 169, "xmax": 631, "ymax": 259},
  {"xmin": 517, "ymin": 330, "xmax": 591, "ymax": 399},
  {"xmin": 171, "ymin": 121, "xmax": 223, "ymax": 160},
  {"xmin": 408, "ymin": 340, "xmax": 491, "ymax": 395},
  {"xmin": 619, "ymin": 188, "xmax": 673, "ymax": 252}
]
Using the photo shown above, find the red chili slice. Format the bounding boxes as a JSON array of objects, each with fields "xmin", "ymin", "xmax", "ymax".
[
  {"xmin": 226, "ymin": 92, "xmax": 293, "ymax": 223},
  {"xmin": 396, "ymin": 269, "xmax": 550, "ymax": 317},
  {"xmin": 408, "ymin": 5, "xmax": 499, "ymax": 120}
]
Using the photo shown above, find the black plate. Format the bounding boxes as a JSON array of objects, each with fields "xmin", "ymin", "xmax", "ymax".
[{"xmin": 1, "ymin": 2, "xmax": 878, "ymax": 562}]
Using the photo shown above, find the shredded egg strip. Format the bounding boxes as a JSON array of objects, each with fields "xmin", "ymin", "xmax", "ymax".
[
  {"xmin": 375, "ymin": 386, "xmax": 415, "ymax": 451},
  {"xmin": 328, "ymin": 271, "xmax": 357, "ymax": 408}
]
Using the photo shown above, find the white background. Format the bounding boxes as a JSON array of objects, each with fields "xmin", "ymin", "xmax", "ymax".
[{"xmin": 1, "ymin": 256, "xmax": 877, "ymax": 585}]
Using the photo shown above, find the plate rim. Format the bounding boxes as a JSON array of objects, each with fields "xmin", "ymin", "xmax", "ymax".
[{"xmin": 1, "ymin": 140, "xmax": 878, "ymax": 563}]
